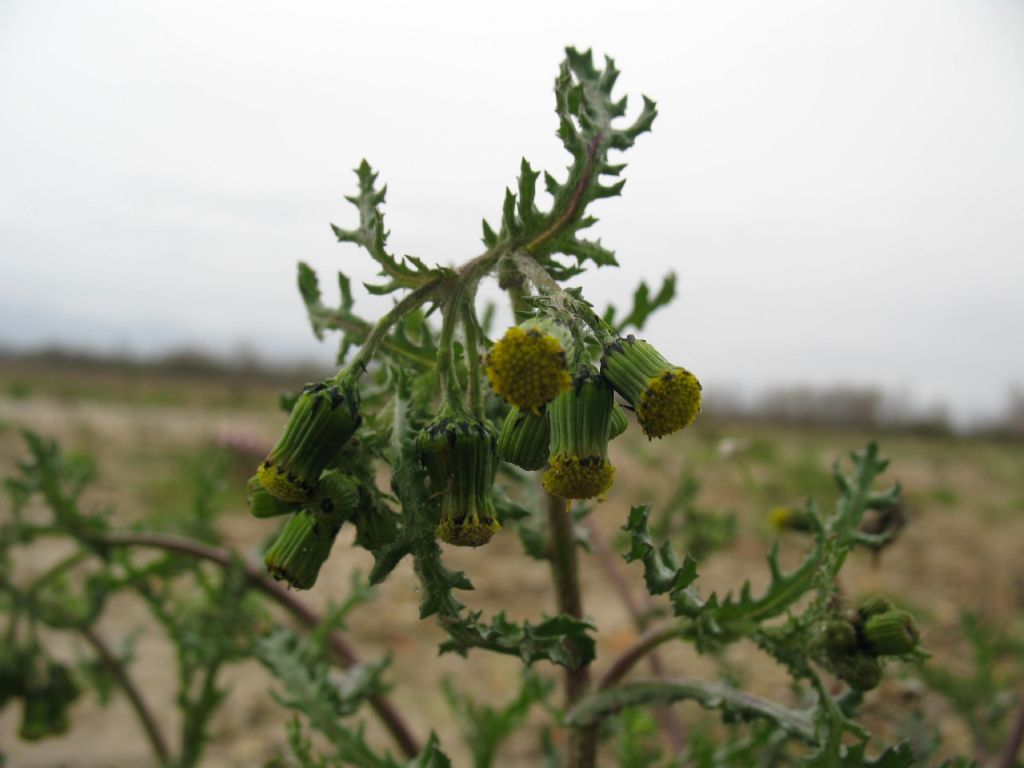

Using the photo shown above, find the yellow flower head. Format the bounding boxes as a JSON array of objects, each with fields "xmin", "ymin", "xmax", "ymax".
[
  {"xmin": 601, "ymin": 336, "xmax": 701, "ymax": 439},
  {"xmin": 417, "ymin": 410, "xmax": 502, "ymax": 548},
  {"xmin": 542, "ymin": 453, "xmax": 615, "ymax": 501},
  {"xmin": 486, "ymin": 320, "xmax": 572, "ymax": 412},
  {"xmin": 541, "ymin": 369, "xmax": 616, "ymax": 500}
]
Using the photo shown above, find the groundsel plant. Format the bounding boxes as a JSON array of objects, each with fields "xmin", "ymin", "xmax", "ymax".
[{"xmin": 3, "ymin": 48, "xmax": 1007, "ymax": 768}]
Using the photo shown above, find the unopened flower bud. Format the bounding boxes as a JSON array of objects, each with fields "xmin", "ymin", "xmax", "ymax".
[
  {"xmin": 417, "ymin": 410, "xmax": 501, "ymax": 547},
  {"xmin": 311, "ymin": 471, "xmax": 361, "ymax": 521},
  {"xmin": 857, "ymin": 595, "xmax": 895, "ymax": 621},
  {"xmin": 834, "ymin": 653, "xmax": 883, "ymax": 692},
  {"xmin": 609, "ymin": 401, "xmax": 629, "ymax": 440},
  {"xmin": 601, "ymin": 336, "xmax": 701, "ymax": 439},
  {"xmin": 497, "ymin": 406, "xmax": 550, "ymax": 471},
  {"xmin": 542, "ymin": 369, "xmax": 615, "ymax": 500},
  {"xmin": 258, "ymin": 378, "xmax": 362, "ymax": 502},
  {"xmin": 863, "ymin": 610, "xmax": 920, "ymax": 656},
  {"xmin": 246, "ymin": 475, "xmax": 301, "ymax": 519},
  {"xmin": 823, "ymin": 619, "xmax": 858, "ymax": 657},
  {"xmin": 263, "ymin": 508, "xmax": 344, "ymax": 590},
  {"xmin": 486, "ymin": 318, "xmax": 572, "ymax": 412}
]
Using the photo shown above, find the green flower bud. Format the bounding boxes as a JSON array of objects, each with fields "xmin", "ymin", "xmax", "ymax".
[
  {"xmin": 258, "ymin": 378, "xmax": 362, "ymax": 502},
  {"xmin": 353, "ymin": 489, "xmax": 400, "ymax": 552},
  {"xmin": 246, "ymin": 475, "xmax": 301, "ymax": 519},
  {"xmin": 263, "ymin": 508, "xmax": 344, "ymax": 590},
  {"xmin": 542, "ymin": 369, "xmax": 615, "ymax": 500},
  {"xmin": 833, "ymin": 653, "xmax": 883, "ymax": 692},
  {"xmin": 497, "ymin": 406, "xmax": 550, "ymax": 471},
  {"xmin": 486, "ymin": 318, "xmax": 573, "ymax": 412},
  {"xmin": 311, "ymin": 471, "xmax": 361, "ymax": 520},
  {"xmin": 863, "ymin": 610, "xmax": 920, "ymax": 656},
  {"xmin": 609, "ymin": 401, "xmax": 629, "ymax": 440},
  {"xmin": 19, "ymin": 663, "xmax": 79, "ymax": 741},
  {"xmin": 417, "ymin": 410, "xmax": 501, "ymax": 547},
  {"xmin": 822, "ymin": 619, "xmax": 858, "ymax": 657},
  {"xmin": 857, "ymin": 595, "xmax": 895, "ymax": 621},
  {"xmin": 601, "ymin": 335, "xmax": 701, "ymax": 439}
]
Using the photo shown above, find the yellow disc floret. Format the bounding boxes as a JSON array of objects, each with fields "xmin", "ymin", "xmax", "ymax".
[
  {"xmin": 601, "ymin": 336, "xmax": 702, "ymax": 439},
  {"xmin": 257, "ymin": 462, "xmax": 311, "ymax": 503},
  {"xmin": 437, "ymin": 515, "xmax": 501, "ymax": 547},
  {"xmin": 486, "ymin": 324, "xmax": 571, "ymax": 412},
  {"xmin": 636, "ymin": 367, "xmax": 702, "ymax": 439},
  {"xmin": 542, "ymin": 453, "xmax": 615, "ymax": 500}
]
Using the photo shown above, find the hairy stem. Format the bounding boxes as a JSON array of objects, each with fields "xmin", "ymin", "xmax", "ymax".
[
  {"xmin": 460, "ymin": 302, "xmax": 483, "ymax": 417},
  {"xmin": 545, "ymin": 491, "xmax": 596, "ymax": 768},
  {"xmin": 81, "ymin": 625, "xmax": 171, "ymax": 767},
  {"xmin": 343, "ymin": 280, "xmax": 441, "ymax": 378},
  {"xmin": 94, "ymin": 531, "xmax": 421, "ymax": 759}
]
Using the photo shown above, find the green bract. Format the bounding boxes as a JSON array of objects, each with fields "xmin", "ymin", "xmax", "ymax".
[
  {"xmin": 246, "ymin": 475, "xmax": 301, "ymax": 519},
  {"xmin": 863, "ymin": 609, "xmax": 920, "ymax": 656},
  {"xmin": 542, "ymin": 369, "xmax": 615, "ymax": 500},
  {"xmin": 263, "ymin": 508, "xmax": 344, "ymax": 590},
  {"xmin": 417, "ymin": 410, "xmax": 501, "ymax": 547},
  {"xmin": 497, "ymin": 406, "xmax": 551, "ymax": 471},
  {"xmin": 258, "ymin": 378, "xmax": 362, "ymax": 502}
]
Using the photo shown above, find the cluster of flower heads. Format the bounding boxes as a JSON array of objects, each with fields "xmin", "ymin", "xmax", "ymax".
[
  {"xmin": 249, "ymin": 379, "xmax": 365, "ymax": 589},
  {"xmin": 820, "ymin": 595, "xmax": 921, "ymax": 691},
  {"xmin": 249, "ymin": 315, "xmax": 700, "ymax": 583},
  {"xmin": 488, "ymin": 318, "xmax": 701, "ymax": 501}
]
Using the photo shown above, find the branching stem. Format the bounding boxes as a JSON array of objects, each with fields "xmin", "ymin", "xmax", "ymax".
[
  {"xmin": 81, "ymin": 625, "xmax": 171, "ymax": 767},
  {"xmin": 93, "ymin": 531, "xmax": 421, "ymax": 759},
  {"xmin": 599, "ymin": 622, "xmax": 684, "ymax": 691}
]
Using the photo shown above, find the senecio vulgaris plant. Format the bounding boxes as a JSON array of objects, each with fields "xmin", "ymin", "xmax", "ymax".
[{"xmin": 5, "ymin": 47, "xmax": 1011, "ymax": 768}]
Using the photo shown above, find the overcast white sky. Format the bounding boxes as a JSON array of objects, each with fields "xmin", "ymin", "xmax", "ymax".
[{"xmin": 1, "ymin": 1, "xmax": 1022, "ymax": 422}]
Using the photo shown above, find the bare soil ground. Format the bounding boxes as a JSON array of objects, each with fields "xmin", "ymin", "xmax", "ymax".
[{"xmin": 1, "ymin": 362, "xmax": 1022, "ymax": 766}]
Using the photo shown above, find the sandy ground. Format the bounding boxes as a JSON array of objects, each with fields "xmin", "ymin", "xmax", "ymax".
[{"xmin": 1, "ymin": 383, "xmax": 1023, "ymax": 767}]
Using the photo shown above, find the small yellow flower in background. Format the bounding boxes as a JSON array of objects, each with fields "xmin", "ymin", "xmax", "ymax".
[
  {"xmin": 769, "ymin": 505, "xmax": 815, "ymax": 533},
  {"xmin": 486, "ymin": 319, "xmax": 572, "ymax": 412}
]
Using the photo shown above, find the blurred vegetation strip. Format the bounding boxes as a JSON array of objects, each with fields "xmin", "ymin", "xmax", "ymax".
[
  {"xmin": 94, "ymin": 530, "xmax": 421, "ymax": 759},
  {"xmin": 999, "ymin": 699, "xmax": 1024, "ymax": 768},
  {"xmin": 584, "ymin": 517, "xmax": 686, "ymax": 753},
  {"xmin": 565, "ymin": 679, "xmax": 817, "ymax": 744},
  {"xmin": 81, "ymin": 624, "xmax": 171, "ymax": 766}
]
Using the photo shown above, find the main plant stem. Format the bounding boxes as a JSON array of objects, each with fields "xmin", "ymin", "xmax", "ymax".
[{"xmin": 545, "ymin": 491, "xmax": 597, "ymax": 768}]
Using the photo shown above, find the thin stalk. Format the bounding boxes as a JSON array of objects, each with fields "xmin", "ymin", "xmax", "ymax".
[
  {"xmin": 544, "ymin": 491, "xmax": 596, "ymax": 768},
  {"xmin": 343, "ymin": 280, "xmax": 441, "ymax": 378},
  {"xmin": 461, "ymin": 302, "xmax": 483, "ymax": 418},
  {"xmin": 81, "ymin": 625, "xmax": 171, "ymax": 767},
  {"xmin": 435, "ymin": 288, "xmax": 467, "ymax": 409},
  {"xmin": 94, "ymin": 531, "xmax": 421, "ymax": 759},
  {"xmin": 599, "ymin": 622, "xmax": 685, "ymax": 691}
]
